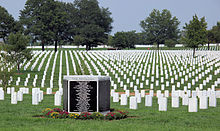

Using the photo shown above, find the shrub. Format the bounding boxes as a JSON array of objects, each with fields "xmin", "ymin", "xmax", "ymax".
[
  {"xmin": 91, "ymin": 112, "xmax": 104, "ymax": 120},
  {"xmin": 45, "ymin": 110, "xmax": 54, "ymax": 118},
  {"xmin": 78, "ymin": 112, "xmax": 92, "ymax": 120},
  {"xmin": 58, "ymin": 111, "xmax": 69, "ymax": 119},
  {"xmin": 69, "ymin": 113, "xmax": 80, "ymax": 119},
  {"xmin": 42, "ymin": 108, "xmax": 52, "ymax": 113},
  {"xmin": 115, "ymin": 112, "xmax": 123, "ymax": 120},
  {"xmin": 116, "ymin": 110, "xmax": 129, "ymax": 118},
  {"xmin": 41, "ymin": 108, "xmax": 129, "ymax": 121},
  {"xmin": 165, "ymin": 39, "xmax": 176, "ymax": 48},
  {"xmin": 50, "ymin": 112, "xmax": 59, "ymax": 119},
  {"xmin": 105, "ymin": 112, "xmax": 116, "ymax": 120},
  {"xmin": 53, "ymin": 108, "xmax": 62, "ymax": 112}
]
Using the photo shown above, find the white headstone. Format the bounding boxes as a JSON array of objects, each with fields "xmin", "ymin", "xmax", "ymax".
[
  {"xmin": 158, "ymin": 97, "xmax": 167, "ymax": 111},
  {"xmin": 130, "ymin": 96, "xmax": 137, "ymax": 109},
  {"xmin": 192, "ymin": 91, "xmax": 197, "ymax": 98},
  {"xmin": 209, "ymin": 94, "xmax": 217, "ymax": 107},
  {"xmin": 199, "ymin": 96, "xmax": 208, "ymax": 109},
  {"xmin": 182, "ymin": 95, "xmax": 189, "ymax": 106},
  {"xmin": 32, "ymin": 93, "xmax": 39, "ymax": 105},
  {"xmin": 149, "ymin": 90, "xmax": 154, "ymax": 97},
  {"xmin": 46, "ymin": 88, "xmax": 52, "ymax": 94},
  {"xmin": 188, "ymin": 98, "xmax": 198, "ymax": 112},
  {"xmin": 111, "ymin": 89, "xmax": 115, "ymax": 97},
  {"xmin": 120, "ymin": 94, "xmax": 127, "ymax": 105},
  {"xmin": 7, "ymin": 88, "xmax": 11, "ymax": 94},
  {"xmin": 11, "ymin": 92, "xmax": 17, "ymax": 104},
  {"xmin": 113, "ymin": 93, "xmax": 119, "ymax": 102},
  {"xmin": 156, "ymin": 90, "xmax": 162, "ymax": 98},
  {"xmin": 17, "ymin": 91, "xmax": 23, "ymax": 101},
  {"xmin": 136, "ymin": 93, "xmax": 141, "ymax": 103},
  {"xmin": 165, "ymin": 90, "xmax": 169, "ymax": 97},
  {"xmin": 141, "ymin": 90, "xmax": 145, "ymax": 97},
  {"xmin": 0, "ymin": 89, "xmax": 4, "ymax": 100},
  {"xmin": 145, "ymin": 95, "xmax": 152, "ymax": 107},
  {"xmin": 172, "ymin": 96, "xmax": 179, "ymax": 108},
  {"xmin": 39, "ymin": 91, "xmax": 44, "ymax": 102},
  {"xmin": 54, "ymin": 92, "xmax": 61, "ymax": 106},
  {"xmin": 125, "ymin": 90, "xmax": 130, "ymax": 97}
]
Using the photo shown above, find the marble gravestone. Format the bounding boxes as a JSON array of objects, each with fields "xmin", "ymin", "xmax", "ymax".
[{"xmin": 63, "ymin": 75, "xmax": 110, "ymax": 114}]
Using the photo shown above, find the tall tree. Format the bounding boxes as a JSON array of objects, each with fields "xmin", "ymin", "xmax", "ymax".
[
  {"xmin": 6, "ymin": 32, "xmax": 32, "ymax": 72},
  {"xmin": 74, "ymin": 0, "xmax": 113, "ymax": 50},
  {"xmin": 183, "ymin": 15, "xmax": 208, "ymax": 57},
  {"xmin": 211, "ymin": 22, "xmax": 220, "ymax": 44},
  {"xmin": 140, "ymin": 9, "xmax": 180, "ymax": 50},
  {"xmin": 0, "ymin": 6, "xmax": 15, "ymax": 43},
  {"xmin": 111, "ymin": 31, "xmax": 137, "ymax": 49},
  {"xmin": 20, "ymin": 0, "xmax": 66, "ymax": 52},
  {"xmin": 0, "ymin": 44, "xmax": 14, "ymax": 91},
  {"xmin": 207, "ymin": 30, "xmax": 215, "ymax": 50}
]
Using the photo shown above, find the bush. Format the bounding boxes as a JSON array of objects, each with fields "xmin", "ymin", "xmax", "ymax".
[
  {"xmin": 91, "ymin": 112, "xmax": 104, "ymax": 120},
  {"xmin": 45, "ymin": 110, "xmax": 54, "ymax": 118},
  {"xmin": 115, "ymin": 112, "xmax": 123, "ymax": 120},
  {"xmin": 50, "ymin": 112, "xmax": 59, "ymax": 119},
  {"xmin": 58, "ymin": 111, "xmax": 69, "ymax": 119},
  {"xmin": 105, "ymin": 112, "xmax": 116, "ymax": 120},
  {"xmin": 165, "ymin": 39, "xmax": 176, "ymax": 47},
  {"xmin": 69, "ymin": 113, "xmax": 80, "ymax": 119},
  {"xmin": 78, "ymin": 112, "xmax": 92, "ymax": 120},
  {"xmin": 116, "ymin": 110, "xmax": 129, "ymax": 118},
  {"xmin": 41, "ymin": 108, "xmax": 129, "ymax": 120}
]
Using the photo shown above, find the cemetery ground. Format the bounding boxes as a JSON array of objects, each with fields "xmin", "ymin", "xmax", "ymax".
[
  {"xmin": 0, "ymin": 47, "xmax": 220, "ymax": 130},
  {"xmin": 1, "ymin": 94, "xmax": 220, "ymax": 131}
]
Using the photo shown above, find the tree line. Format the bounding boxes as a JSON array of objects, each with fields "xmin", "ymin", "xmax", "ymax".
[
  {"xmin": 110, "ymin": 9, "xmax": 220, "ymax": 53},
  {"xmin": 0, "ymin": 1, "xmax": 220, "ymax": 54},
  {"xmin": 0, "ymin": 0, "xmax": 113, "ymax": 51}
]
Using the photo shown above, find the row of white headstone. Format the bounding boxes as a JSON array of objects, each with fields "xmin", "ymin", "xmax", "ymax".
[
  {"xmin": 111, "ymin": 89, "xmax": 218, "ymax": 112},
  {"xmin": 0, "ymin": 87, "xmax": 29, "ymax": 104},
  {"xmin": 0, "ymin": 87, "xmax": 64, "ymax": 107},
  {"xmin": 3, "ymin": 50, "xmax": 219, "ymax": 91},
  {"xmin": 85, "ymin": 51, "xmax": 219, "ymax": 91}
]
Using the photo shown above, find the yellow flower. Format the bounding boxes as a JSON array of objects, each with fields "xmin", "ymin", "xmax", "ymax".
[{"xmin": 42, "ymin": 108, "xmax": 52, "ymax": 113}]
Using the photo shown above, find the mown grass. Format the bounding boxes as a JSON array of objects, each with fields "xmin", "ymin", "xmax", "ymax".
[{"xmin": 0, "ymin": 94, "xmax": 220, "ymax": 131}]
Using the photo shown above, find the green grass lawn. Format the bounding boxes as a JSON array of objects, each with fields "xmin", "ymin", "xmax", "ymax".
[{"xmin": 1, "ymin": 94, "xmax": 220, "ymax": 131}]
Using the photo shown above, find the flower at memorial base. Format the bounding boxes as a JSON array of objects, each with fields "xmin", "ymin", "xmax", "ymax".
[
  {"xmin": 79, "ymin": 112, "xmax": 92, "ymax": 120},
  {"xmin": 115, "ymin": 112, "xmax": 123, "ymax": 120},
  {"xmin": 69, "ymin": 113, "xmax": 79, "ymax": 119},
  {"xmin": 105, "ymin": 112, "xmax": 116, "ymax": 120},
  {"xmin": 53, "ymin": 108, "xmax": 62, "ymax": 112},
  {"xmin": 50, "ymin": 112, "xmax": 59, "ymax": 119},
  {"xmin": 116, "ymin": 110, "xmax": 128, "ymax": 118},
  {"xmin": 45, "ymin": 111, "xmax": 54, "ymax": 118},
  {"xmin": 91, "ymin": 112, "xmax": 104, "ymax": 120},
  {"xmin": 58, "ymin": 111, "xmax": 69, "ymax": 118},
  {"xmin": 42, "ymin": 108, "xmax": 52, "ymax": 113}
]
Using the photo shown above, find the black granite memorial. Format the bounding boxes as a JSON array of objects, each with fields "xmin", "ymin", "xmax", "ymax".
[{"xmin": 63, "ymin": 75, "xmax": 110, "ymax": 114}]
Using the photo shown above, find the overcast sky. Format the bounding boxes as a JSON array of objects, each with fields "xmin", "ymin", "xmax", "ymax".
[{"xmin": 1, "ymin": 0, "xmax": 220, "ymax": 34}]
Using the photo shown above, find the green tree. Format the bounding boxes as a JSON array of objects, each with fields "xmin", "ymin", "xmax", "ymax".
[
  {"xmin": 0, "ymin": 6, "xmax": 16, "ymax": 43},
  {"xmin": 111, "ymin": 32, "xmax": 127, "ymax": 49},
  {"xmin": 6, "ymin": 32, "xmax": 32, "ymax": 72},
  {"xmin": 20, "ymin": 0, "xmax": 68, "ymax": 52},
  {"xmin": 111, "ymin": 31, "xmax": 137, "ymax": 49},
  {"xmin": 74, "ymin": 0, "xmax": 113, "ymax": 50},
  {"xmin": 165, "ymin": 39, "xmax": 177, "ymax": 48},
  {"xmin": 207, "ymin": 30, "xmax": 215, "ymax": 50},
  {"xmin": 0, "ymin": 44, "xmax": 15, "ymax": 91},
  {"xmin": 140, "ymin": 9, "xmax": 180, "ymax": 50},
  {"xmin": 74, "ymin": 35, "xmax": 85, "ymax": 49},
  {"xmin": 211, "ymin": 22, "xmax": 220, "ymax": 44},
  {"xmin": 183, "ymin": 15, "xmax": 208, "ymax": 57}
]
